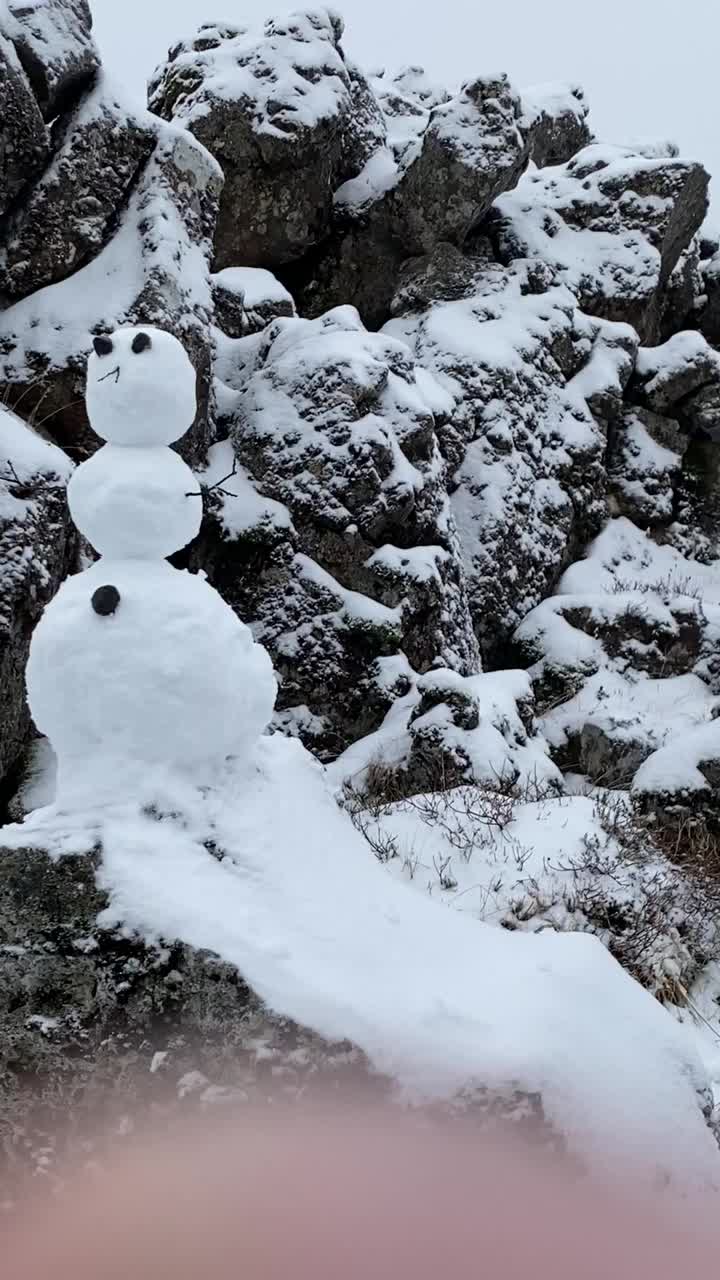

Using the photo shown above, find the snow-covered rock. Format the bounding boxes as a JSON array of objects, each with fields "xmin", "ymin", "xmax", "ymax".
[
  {"xmin": 607, "ymin": 406, "xmax": 683, "ymax": 527},
  {"xmin": 699, "ymin": 242, "xmax": 720, "ymax": 347},
  {"xmin": 386, "ymin": 251, "xmax": 606, "ymax": 661},
  {"xmin": 3, "ymin": 735, "xmax": 719, "ymax": 1191},
  {"xmin": 0, "ymin": 405, "xmax": 75, "ymax": 789},
  {"xmin": 291, "ymin": 72, "xmax": 529, "ymax": 327},
  {"xmin": 520, "ymin": 82, "xmax": 592, "ymax": 168},
  {"xmin": 330, "ymin": 664, "xmax": 561, "ymax": 798},
  {"xmin": 633, "ymin": 717, "xmax": 720, "ymax": 814},
  {"xmin": 199, "ymin": 308, "xmax": 479, "ymax": 754},
  {"xmin": 491, "ymin": 143, "xmax": 709, "ymax": 341},
  {"xmin": 149, "ymin": 11, "xmax": 360, "ymax": 270},
  {"xmin": 2, "ymin": 0, "xmax": 99, "ymax": 120},
  {"xmin": 0, "ymin": 120, "xmax": 222, "ymax": 464},
  {"xmin": 211, "ymin": 266, "xmax": 296, "ymax": 338},
  {"xmin": 0, "ymin": 30, "xmax": 49, "ymax": 217},
  {"xmin": 630, "ymin": 331, "xmax": 720, "ymax": 417},
  {"xmin": 0, "ymin": 79, "xmax": 156, "ymax": 301}
]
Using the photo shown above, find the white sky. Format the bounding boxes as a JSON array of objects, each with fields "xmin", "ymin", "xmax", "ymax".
[{"xmin": 91, "ymin": 0, "xmax": 717, "ymax": 216}]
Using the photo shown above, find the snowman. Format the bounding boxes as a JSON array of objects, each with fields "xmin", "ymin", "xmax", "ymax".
[{"xmin": 26, "ymin": 326, "xmax": 277, "ymax": 806}]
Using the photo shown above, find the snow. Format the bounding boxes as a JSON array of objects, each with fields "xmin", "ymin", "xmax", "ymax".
[
  {"xmin": 559, "ymin": 517, "xmax": 720, "ymax": 602},
  {"xmin": 0, "ymin": 402, "xmax": 72, "ymax": 491},
  {"xmin": 68, "ymin": 444, "xmax": 202, "ymax": 560},
  {"xmin": 5, "ymin": 735, "xmax": 719, "ymax": 1189},
  {"xmin": 334, "ymin": 146, "xmax": 400, "ymax": 211},
  {"xmin": 86, "ymin": 326, "xmax": 199, "ymax": 447}
]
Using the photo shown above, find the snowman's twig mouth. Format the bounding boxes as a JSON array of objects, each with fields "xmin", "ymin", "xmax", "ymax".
[{"xmin": 98, "ymin": 366, "xmax": 121, "ymax": 384}]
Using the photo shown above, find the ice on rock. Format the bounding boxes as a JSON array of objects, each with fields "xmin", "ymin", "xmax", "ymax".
[{"xmin": 86, "ymin": 326, "xmax": 198, "ymax": 447}]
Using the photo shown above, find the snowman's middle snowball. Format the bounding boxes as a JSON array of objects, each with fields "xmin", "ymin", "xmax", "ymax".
[{"xmin": 68, "ymin": 444, "xmax": 203, "ymax": 559}]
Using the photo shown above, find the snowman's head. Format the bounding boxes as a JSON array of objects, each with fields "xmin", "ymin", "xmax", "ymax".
[{"xmin": 86, "ymin": 325, "xmax": 197, "ymax": 447}]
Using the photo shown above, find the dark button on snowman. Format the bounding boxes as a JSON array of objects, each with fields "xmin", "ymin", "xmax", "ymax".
[{"xmin": 26, "ymin": 326, "xmax": 276, "ymax": 805}]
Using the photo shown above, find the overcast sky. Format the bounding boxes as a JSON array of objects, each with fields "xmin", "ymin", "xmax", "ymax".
[{"xmin": 91, "ymin": 0, "xmax": 717, "ymax": 217}]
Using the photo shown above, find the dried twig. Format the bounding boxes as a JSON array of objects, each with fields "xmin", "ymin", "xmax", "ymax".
[{"xmin": 186, "ymin": 456, "xmax": 239, "ymax": 499}]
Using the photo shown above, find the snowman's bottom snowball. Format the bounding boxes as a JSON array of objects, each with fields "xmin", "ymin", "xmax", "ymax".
[{"xmin": 27, "ymin": 560, "xmax": 277, "ymax": 797}]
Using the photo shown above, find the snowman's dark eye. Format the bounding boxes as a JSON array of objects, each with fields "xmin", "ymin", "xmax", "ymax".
[
  {"xmin": 93, "ymin": 335, "xmax": 114, "ymax": 357},
  {"xmin": 132, "ymin": 332, "xmax": 152, "ymax": 354}
]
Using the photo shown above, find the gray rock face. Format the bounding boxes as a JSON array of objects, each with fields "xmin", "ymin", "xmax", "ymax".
[
  {"xmin": 630, "ymin": 331, "xmax": 720, "ymax": 415},
  {"xmin": 0, "ymin": 31, "xmax": 49, "ymax": 217},
  {"xmin": 491, "ymin": 143, "xmax": 709, "ymax": 342},
  {"xmin": 3, "ymin": 0, "xmax": 99, "ymax": 119},
  {"xmin": 659, "ymin": 239, "xmax": 703, "ymax": 340},
  {"xmin": 0, "ymin": 407, "xmax": 75, "ymax": 792},
  {"xmin": 0, "ymin": 83, "xmax": 156, "ymax": 302},
  {"xmin": 149, "ymin": 11, "xmax": 357, "ymax": 270}
]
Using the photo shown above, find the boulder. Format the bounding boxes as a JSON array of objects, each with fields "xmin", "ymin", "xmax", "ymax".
[
  {"xmin": 290, "ymin": 73, "xmax": 529, "ymax": 327},
  {"xmin": 630, "ymin": 331, "xmax": 720, "ymax": 415},
  {"xmin": 149, "ymin": 11, "xmax": 359, "ymax": 270},
  {"xmin": 0, "ymin": 31, "xmax": 49, "ymax": 217},
  {"xmin": 633, "ymin": 718, "xmax": 720, "ymax": 824},
  {"xmin": 0, "ymin": 80, "xmax": 156, "ymax": 302},
  {"xmin": 3, "ymin": 0, "xmax": 100, "ymax": 119},
  {"xmin": 330, "ymin": 665, "xmax": 561, "ymax": 800},
  {"xmin": 0, "ymin": 122, "xmax": 222, "ymax": 465},
  {"xmin": 0, "ymin": 405, "xmax": 75, "ymax": 793},
  {"xmin": 394, "ymin": 75, "xmax": 529, "ymax": 255},
  {"xmin": 491, "ymin": 143, "xmax": 709, "ymax": 342},
  {"xmin": 211, "ymin": 266, "xmax": 295, "ymax": 338},
  {"xmin": 520, "ymin": 82, "xmax": 592, "ymax": 168}
]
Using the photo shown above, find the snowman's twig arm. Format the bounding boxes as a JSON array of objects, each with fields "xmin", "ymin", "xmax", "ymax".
[
  {"xmin": 186, "ymin": 456, "xmax": 238, "ymax": 499},
  {"xmin": 0, "ymin": 459, "xmax": 28, "ymax": 492}
]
